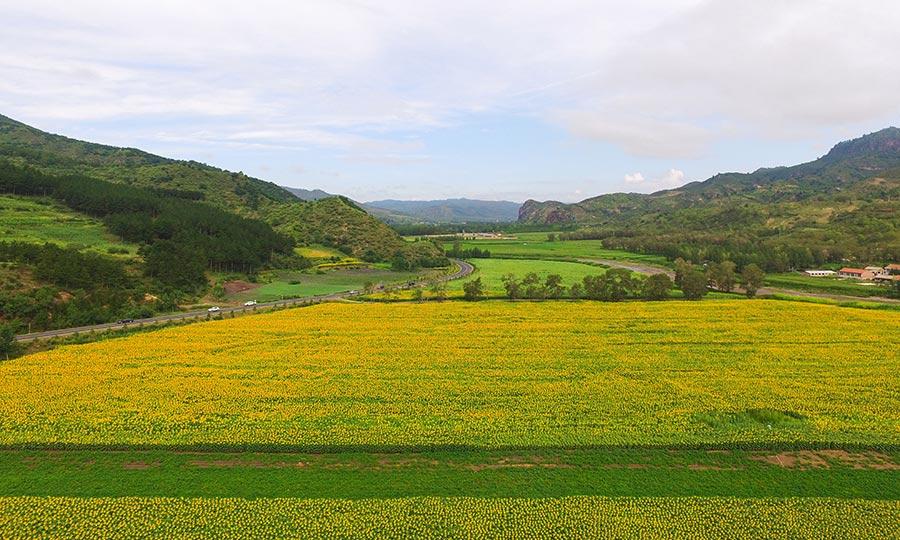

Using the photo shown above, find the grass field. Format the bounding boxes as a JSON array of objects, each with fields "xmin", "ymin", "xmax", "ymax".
[
  {"xmin": 442, "ymin": 233, "xmax": 668, "ymax": 265},
  {"xmin": 765, "ymin": 272, "xmax": 892, "ymax": 297},
  {"xmin": 293, "ymin": 244, "xmax": 347, "ymax": 259},
  {"xmin": 450, "ymin": 258, "xmax": 605, "ymax": 293},
  {"xmin": 0, "ymin": 194, "xmax": 139, "ymax": 256},
  {"xmin": 2, "ymin": 299, "xmax": 896, "ymax": 537},
  {"xmin": 229, "ymin": 267, "xmax": 426, "ymax": 302}
]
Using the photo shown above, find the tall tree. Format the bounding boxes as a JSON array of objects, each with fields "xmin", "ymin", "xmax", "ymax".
[
  {"xmin": 741, "ymin": 264, "xmax": 765, "ymax": 298},
  {"xmin": 501, "ymin": 273, "xmax": 521, "ymax": 299},
  {"xmin": 681, "ymin": 270, "xmax": 708, "ymax": 300},
  {"xmin": 643, "ymin": 273, "xmax": 673, "ymax": 300},
  {"xmin": 463, "ymin": 278, "xmax": 484, "ymax": 301},
  {"xmin": 544, "ymin": 274, "xmax": 564, "ymax": 299},
  {"xmin": 674, "ymin": 257, "xmax": 693, "ymax": 289},
  {"xmin": 0, "ymin": 323, "xmax": 17, "ymax": 360}
]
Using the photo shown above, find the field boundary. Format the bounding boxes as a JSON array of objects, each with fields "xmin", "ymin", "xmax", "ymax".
[{"xmin": 3, "ymin": 442, "xmax": 898, "ymax": 453}]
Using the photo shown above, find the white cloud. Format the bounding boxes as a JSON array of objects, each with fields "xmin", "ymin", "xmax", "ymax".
[
  {"xmin": 550, "ymin": 0, "xmax": 900, "ymax": 156},
  {"xmin": 622, "ymin": 169, "xmax": 687, "ymax": 193},
  {"xmin": 624, "ymin": 172, "xmax": 645, "ymax": 184},
  {"xmin": 1, "ymin": 0, "xmax": 899, "ymax": 197}
]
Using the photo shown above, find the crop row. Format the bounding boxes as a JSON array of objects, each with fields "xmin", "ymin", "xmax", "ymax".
[
  {"xmin": 1, "ymin": 496, "xmax": 897, "ymax": 539},
  {"xmin": 0, "ymin": 300, "xmax": 896, "ymax": 447}
]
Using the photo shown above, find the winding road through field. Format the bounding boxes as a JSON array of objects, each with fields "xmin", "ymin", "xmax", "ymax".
[{"xmin": 14, "ymin": 259, "xmax": 475, "ymax": 343}]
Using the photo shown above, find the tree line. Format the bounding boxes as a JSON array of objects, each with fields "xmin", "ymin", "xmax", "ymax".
[
  {"xmin": 460, "ymin": 262, "xmax": 766, "ymax": 302},
  {"xmin": 0, "ymin": 159, "xmax": 295, "ymax": 289}
]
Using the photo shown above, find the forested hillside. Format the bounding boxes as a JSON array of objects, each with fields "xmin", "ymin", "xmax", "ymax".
[
  {"xmin": 0, "ymin": 114, "xmax": 416, "ymax": 259},
  {"xmin": 0, "ymin": 115, "xmax": 447, "ymax": 334},
  {"xmin": 519, "ymin": 128, "xmax": 900, "ymax": 269}
]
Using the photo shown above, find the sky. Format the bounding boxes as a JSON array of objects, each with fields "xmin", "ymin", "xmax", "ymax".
[{"xmin": 2, "ymin": 1, "xmax": 899, "ymax": 203}]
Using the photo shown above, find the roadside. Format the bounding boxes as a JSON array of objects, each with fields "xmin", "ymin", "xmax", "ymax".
[{"xmin": 13, "ymin": 259, "xmax": 474, "ymax": 344}]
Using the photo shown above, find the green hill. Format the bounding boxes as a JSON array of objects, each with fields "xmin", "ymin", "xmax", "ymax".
[
  {"xmin": 519, "ymin": 128, "xmax": 900, "ymax": 269},
  {"xmin": 0, "ymin": 114, "xmax": 410, "ymax": 258}
]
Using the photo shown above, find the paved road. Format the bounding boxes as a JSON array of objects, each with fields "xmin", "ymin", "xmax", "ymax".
[
  {"xmin": 579, "ymin": 257, "xmax": 900, "ymax": 304},
  {"xmin": 15, "ymin": 259, "xmax": 475, "ymax": 343}
]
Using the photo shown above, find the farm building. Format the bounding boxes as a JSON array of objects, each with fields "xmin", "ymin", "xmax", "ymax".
[
  {"xmin": 838, "ymin": 268, "xmax": 875, "ymax": 280},
  {"xmin": 886, "ymin": 263, "xmax": 900, "ymax": 275},
  {"xmin": 804, "ymin": 270, "xmax": 836, "ymax": 277}
]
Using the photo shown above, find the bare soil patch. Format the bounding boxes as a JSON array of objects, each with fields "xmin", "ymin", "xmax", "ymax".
[
  {"xmin": 751, "ymin": 450, "xmax": 899, "ymax": 470},
  {"xmin": 188, "ymin": 459, "xmax": 307, "ymax": 469},
  {"xmin": 122, "ymin": 460, "xmax": 160, "ymax": 470},
  {"xmin": 223, "ymin": 281, "xmax": 259, "ymax": 295}
]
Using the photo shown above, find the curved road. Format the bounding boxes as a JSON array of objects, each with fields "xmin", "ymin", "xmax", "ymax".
[{"xmin": 14, "ymin": 259, "xmax": 475, "ymax": 343}]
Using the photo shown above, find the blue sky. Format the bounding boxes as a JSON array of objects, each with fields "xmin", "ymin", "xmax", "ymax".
[{"xmin": 2, "ymin": 1, "xmax": 899, "ymax": 202}]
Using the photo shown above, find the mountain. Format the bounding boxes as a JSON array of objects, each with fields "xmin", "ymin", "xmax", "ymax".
[
  {"xmin": 520, "ymin": 128, "xmax": 900, "ymax": 268},
  {"xmin": 282, "ymin": 186, "xmax": 332, "ymax": 201},
  {"xmin": 364, "ymin": 198, "xmax": 521, "ymax": 223},
  {"xmin": 0, "ymin": 114, "xmax": 410, "ymax": 259}
]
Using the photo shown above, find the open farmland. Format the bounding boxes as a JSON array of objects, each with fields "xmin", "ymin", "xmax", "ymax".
[
  {"xmin": 1, "ymin": 300, "xmax": 897, "ymax": 447},
  {"xmin": 765, "ymin": 272, "xmax": 892, "ymax": 298},
  {"xmin": 442, "ymin": 233, "xmax": 668, "ymax": 265},
  {"xmin": 0, "ymin": 194, "xmax": 139, "ymax": 257},
  {"xmin": 446, "ymin": 258, "xmax": 604, "ymax": 294},
  {"xmin": 2, "ymin": 497, "xmax": 897, "ymax": 539},
  {"xmin": 228, "ymin": 266, "xmax": 426, "ymax": 303},
  {"xmin": 1, "ymin": 299, "xmax": 897, "ymax": 537}
]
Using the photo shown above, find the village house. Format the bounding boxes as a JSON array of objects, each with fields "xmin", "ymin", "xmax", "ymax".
[
  {"xmin": 886, "ymin": 263, "xmax": 900, "ymax": 275},
  {"xmin": 838, "ymin": 267, "xmax": 875, "ymax": 280},
  {"xmin": 803, "ymin": 270, "xmax": 836, "ymax": 277}
]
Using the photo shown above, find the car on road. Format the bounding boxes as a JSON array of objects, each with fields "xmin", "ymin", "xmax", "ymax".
[
  {"xmin": 116, "ymin": 318, "xmax": 134, "ymax": 324},
  {"xmin": 207, "ymin": 306, "xmax": 221, "ymax": 313},
  {"xmin": 243, "ymin": 300, "xmax": 258, "ymax": 306}
]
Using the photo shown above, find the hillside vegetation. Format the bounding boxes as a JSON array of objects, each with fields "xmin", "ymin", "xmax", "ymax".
[
  {"xmin": 0, "ymin": 114, "xmax": 418, "ymax": 260},
  {"xmin": 519, "ymin": 128, "xmax": 900, "ymax": 270},
  {"xmin": 0, "ymin": 194, "xmax": 139, "ymax": 256}
]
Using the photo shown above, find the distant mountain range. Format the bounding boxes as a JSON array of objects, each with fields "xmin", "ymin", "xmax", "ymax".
[
  {"xmin": 364, "ymin": 198, "xmax": 521, "ymax": 223},
  {"xmin": 520, "ymin": 127, "xmax": 900, "ymax": 267},
  {"xmin": 278, "ymin": 188, "xmax": 520, "ymax": 224}
]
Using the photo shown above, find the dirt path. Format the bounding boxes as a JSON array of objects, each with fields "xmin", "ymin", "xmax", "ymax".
[{"xmin": 577, "ymin": 258, "xmax": 674, "ymax": 277}]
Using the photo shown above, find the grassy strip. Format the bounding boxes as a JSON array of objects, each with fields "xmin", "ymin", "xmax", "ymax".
[
  {"xmin": 1, "ymin": 496, "xmax": 897, "ymax": 539},
  {"xmin": 764, "ymin": 273, "xmax": 889, "ymax": 297},
  {"xmin": 766, "ymin": 293, "xmax": 900, "ymax": 311},
  {"xmin": 1, "ymin": 448, "xmax": 897, "ymax": 499}
]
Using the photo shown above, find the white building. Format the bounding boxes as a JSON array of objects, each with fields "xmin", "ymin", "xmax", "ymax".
[{"xmin": 804, "ymin": 270, "xmax": 836, "ymax": 277}]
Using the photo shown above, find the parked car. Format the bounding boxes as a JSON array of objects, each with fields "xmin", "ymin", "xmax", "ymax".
[
  {"xmin": 243, "ymin": 300, "xmax": 257, "ymax": 306},
  {"xmin": 207, "ymin": 306, "xmax": 221, "ymax": 313}
]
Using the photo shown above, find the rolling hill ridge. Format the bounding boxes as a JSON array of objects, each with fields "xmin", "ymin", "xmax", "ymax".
[
  {"xmin": 519, "ymin": 128, "xmax": 900, "ymax": 268},
  {"xmin": 0, "ymin": 114, "xmax": 409, "ymax": 259}
]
